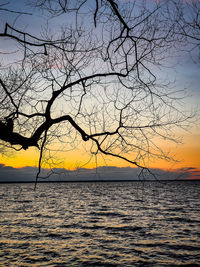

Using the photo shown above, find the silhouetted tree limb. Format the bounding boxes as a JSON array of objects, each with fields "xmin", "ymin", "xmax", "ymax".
[
  {"xmin": 172, "ymin": 0, "xmax": 200, "ymax": 50},
  {"xmin": 0, "ymin": 0, "xmax": 196, "ymax": 181}
]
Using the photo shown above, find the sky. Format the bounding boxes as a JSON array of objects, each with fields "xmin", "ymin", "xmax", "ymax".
[{"xmin": 0, "ymin": 0, "xmax": 200, "ymax": 182}]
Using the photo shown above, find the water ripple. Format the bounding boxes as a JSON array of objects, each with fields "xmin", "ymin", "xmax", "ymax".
[{"xmin": 0, "ymin": 181, "xmax": 199, "ymax": 266}]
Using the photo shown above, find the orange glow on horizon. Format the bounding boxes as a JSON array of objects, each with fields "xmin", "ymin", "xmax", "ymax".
[{"xmin": 0, "ymin": 132, "xmax": 199, "ymax": 179}]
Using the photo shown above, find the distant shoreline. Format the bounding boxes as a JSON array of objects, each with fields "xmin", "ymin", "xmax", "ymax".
[{"xmin": 0, "ymin": 179, "xmax": 199, "ymax": 184}]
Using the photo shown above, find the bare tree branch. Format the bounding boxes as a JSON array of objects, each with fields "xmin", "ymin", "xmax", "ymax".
[{"xmin": 0, "ymin": 0, "xmax": 196, "ymax": 180}]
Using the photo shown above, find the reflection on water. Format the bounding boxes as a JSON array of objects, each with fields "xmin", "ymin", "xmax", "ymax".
[{"xmin": 0, "ymin": 181, "xmax": 199, "ymax": 266}]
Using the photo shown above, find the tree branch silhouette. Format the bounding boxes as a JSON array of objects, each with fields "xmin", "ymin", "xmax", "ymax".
[{"xmin": 0, "ymin": 0, "xmax": 196, "ymax": 180}]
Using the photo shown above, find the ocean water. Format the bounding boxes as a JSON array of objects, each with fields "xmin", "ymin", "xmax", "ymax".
[{"xmin": 0, "ymin": 181, "xmax": 199, "ymax": 266}]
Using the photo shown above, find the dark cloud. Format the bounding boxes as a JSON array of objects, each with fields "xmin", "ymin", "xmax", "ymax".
[
  {"xmin": 175, "ymin": 167, "xmax": 200, "ymax": 180},
  {"xmin": 178, "ymin": 167, "xmax": 197, "ymax": 171},
  {"xmin": 0, "ymin": 164, "xmax": 38, "ymax": 182},
  {"xmin": 0, "ymin": 164, "xmax": 198, "ymax": 182}
]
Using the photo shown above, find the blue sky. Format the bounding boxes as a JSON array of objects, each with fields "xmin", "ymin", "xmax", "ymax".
[{"xmin": 0, "ymin": 0, "xmax": 199, "ymax": 181}]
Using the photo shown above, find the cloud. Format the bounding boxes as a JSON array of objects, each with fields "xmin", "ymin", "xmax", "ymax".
[
  {"xmin": 0, "ymin": 164, "xmax": 198, "ymax": 182},
  {"xmin": 0, "ymin": 164, "xmax": 38, "ymax": 182},
  {"xmin": 174, "ymin": 167, "xmax": 200, "ymax": 180},
  {"xmin": 178, "ymin": 167, "xmax": 197, "ymax": 171}
]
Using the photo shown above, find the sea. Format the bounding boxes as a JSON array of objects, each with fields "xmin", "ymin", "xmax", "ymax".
[{"xmin": 0, "ymin": 181, "xmax": 199, "ymax": 266}]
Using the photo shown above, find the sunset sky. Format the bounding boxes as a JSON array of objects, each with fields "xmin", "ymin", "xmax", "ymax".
[{"xmin": 0, "ymin": 0, "xmax": 199, "ymax": 181}]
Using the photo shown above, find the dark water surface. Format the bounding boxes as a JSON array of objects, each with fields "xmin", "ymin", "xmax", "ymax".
[{"xmin": 0, "ymin": 181, "xmax": 199, "ymax": 266}]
